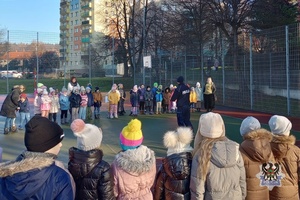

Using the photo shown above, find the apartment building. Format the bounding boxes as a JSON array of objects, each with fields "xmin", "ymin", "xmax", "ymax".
[{"xmin": 59, "ymin": 0, "xmax": 107, "ymax": 72}]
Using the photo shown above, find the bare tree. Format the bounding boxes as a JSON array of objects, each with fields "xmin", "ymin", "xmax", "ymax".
[{"xmin": 204, "ymin": 0, "xmax": 256, "ymax": 71}]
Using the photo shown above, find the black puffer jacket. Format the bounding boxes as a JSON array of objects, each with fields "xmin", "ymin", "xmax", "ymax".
[
  {"xmin": 154, "ymin": 152, "xmax": 192, "ymax": 200},
  {"xmin": 68, "ymin": 147, "xmax": 115, "ymax": 200},
  {"xmin": 0, "ymin": 86, "xmax": 21, "ymax": 118},
  {"xmin": 69, "ymin": 92, "xmax": 81, "ymax": 108}
]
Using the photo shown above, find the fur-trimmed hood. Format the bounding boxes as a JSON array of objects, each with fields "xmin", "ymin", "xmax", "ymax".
[
  {"xmin": 240, "ymin": 129, "xmax": 273, "ymax": 162},
  {"xmin": 0, "ymin": 151, "xmax": 55, "ymax": 177},
  {"xmin": 0, "ymin": 151, "xmax": 64, "ymax": 198},
  {"xmin": 271, "ymin": 134, "xmax": 296, "ymax": 159},
  {"xmin": 115, "ymin": 145, "xmax": 155, "ymax": 176}
]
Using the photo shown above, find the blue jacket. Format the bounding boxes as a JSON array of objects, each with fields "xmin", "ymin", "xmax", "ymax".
[
  {"xmin": 59, "ymin": 94, "xmax": 70, "ymax": 110},
  {"xmin": 155, "ymin": 91, "xmax": 163, "ymax": 102},
  {"xmin": 18, "ymin": 98, "xmax": 30, "ymax": 113},
  {"xmin": 86, "ymin": 92, "xmax": 94, "ymax": 107},
  {"xmin": 0, "ymin": 151, "xmax": 74, "ymax": 200}
]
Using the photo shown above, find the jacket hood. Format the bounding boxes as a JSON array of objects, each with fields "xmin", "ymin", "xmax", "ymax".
[
  {"xmin": 0, "ymin": 151, "xmax": 56, "ymax": 198},
  {"xmin": 210, "ymin": 140, "xmax": 240, "ymax": 168},
  {"xmin": 240, "ymin": 129, "xmax": 273, "ymax": 162},
  {"xmin": 115, "ymin": 145, "xmax": 155, "ymax": 176},
  {"xmin": 68, "ymin": 147, "xmax": 103, "ymax": 178},
  {"xmin": 164, "ymin": 152, "xmax": 192, "ymax": 180},
  {"xmin": 271, "ymin": 134, "xmax": 296, "ymax": 159}
]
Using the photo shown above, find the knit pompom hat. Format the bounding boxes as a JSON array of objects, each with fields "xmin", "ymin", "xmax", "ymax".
[
  {"xmin": 163, "ymin": 127, "xmax": 193, "ymax": 156},
  {"xmin": 196, "ymin": 82, "xmax": 201, "ymax": 87},
  {"xmin": 70, "ymin": 119, "xmax": 103, "ymax": 151},
  {"xmin": 120, "ymin": 119, "xmax": 143, "ymax": 151},
  {"xmin": 240, "ymin": 116, "xmax": 261, "ymax": 136},
  {"xmin": 269, "ymin": 115, "xmax": 292, "ymax": 136}
]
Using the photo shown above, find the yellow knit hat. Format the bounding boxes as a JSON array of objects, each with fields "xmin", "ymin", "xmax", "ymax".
[{"xmin": 120, "ymin": 119, "xmax": 143, "ymax": 150}]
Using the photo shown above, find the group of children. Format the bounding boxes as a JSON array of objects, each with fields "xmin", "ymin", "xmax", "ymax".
[
  {"xmin": 108, "ymin": 81, "xmax": 204, "ymax": 118},
  {"xmin": 67, "ymin": 114, "xmax": 300, "ymax": 199},
  {"xmin": 1, "ymin": 102, "xmax": 299, "ymax": 199},
  {"xmin": 16, "ymin": 82, "xmax": 104, "ymax": 130}
]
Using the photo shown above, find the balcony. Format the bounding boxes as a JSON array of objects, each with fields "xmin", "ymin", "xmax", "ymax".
[
  {"xmin": 81, "ymin": 2, "xmax": 92, "ymax": 9},
  {"xmin": 60, "ymin": 16, "xmax": 70, "ymax": 23},
  {"xmin": 82, "ymin": 29, "xmax": 92, "ymax": 35},
  {"xmin": 81, "ymin": 11, "xmax": 92, "ymax": 18},
  {"xmin": 60, "ymin": 24, "xmax": 70, "ymax": 30},
  {"xmin": 82, "ymin": 20, "xmax": 92, "ymax": 25},
  {"xmin": 81, "ymin": 37, "xmax": 90, "ymax": 43}
]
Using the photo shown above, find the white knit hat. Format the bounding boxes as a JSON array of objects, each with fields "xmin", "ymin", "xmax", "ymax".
[
  {"xmin": 70, "ymin": 119, "xmax": 103, "ymax": 151},
  {"xmin": 199, "ymin": 112, "xmax": 225, "ymax": 138},
  {"xmin": 43, "ymin": 89, "xmax": 48, "ymax": 95},
  {"xmin": 269, "ymin": 115, "xmax": 292, "ymax": 136},
  {"xmin": 240, "ymin": 116, "xmax": 261, "ymax": 136},
  {"xmin": 163, "ymin": 127, "xmax": 194, "ymax": 156},
  {"xmin": 196, "ymin": 82, "xmax": 200, "ymax": 87}
]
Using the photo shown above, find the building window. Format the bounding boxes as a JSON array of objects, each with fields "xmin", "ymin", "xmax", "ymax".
[
  {"xmin": 75, "ymin": 20, "xmax": 78, "ymax": 25},
  {"xmin": 71, "ymin": 21, "xmax": 73, "ymax": 25},
  {"xmin": 75, "ymin": 11, "xmax": 78, "ymax": 16},
  {"xmin": 71, "ymin": 13, "xmax": 73, "ymax": 17}
]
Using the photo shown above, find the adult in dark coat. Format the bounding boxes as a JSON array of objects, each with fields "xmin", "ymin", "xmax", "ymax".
[
  {"xmin": 171, "ymin": 76, "xmax": 193, "ymax": 131},
  {"xmin": 0, "ymin": 85, "xmax": 25, "ymax": 134}
]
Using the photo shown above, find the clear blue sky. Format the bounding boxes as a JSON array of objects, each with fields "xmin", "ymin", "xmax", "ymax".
[{"xmin": 0, "ymin": 0, "xmax": 60, "ymax": 33}]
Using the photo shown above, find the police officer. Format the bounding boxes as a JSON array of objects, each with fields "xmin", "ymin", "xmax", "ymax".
[{"xmin": 171, "ymin": 76, "xmax": 193, "ymax": 131}]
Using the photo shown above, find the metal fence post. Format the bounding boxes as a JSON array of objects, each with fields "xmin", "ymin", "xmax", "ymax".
[
  {"xmin": 285, "ymin": 25, "xmax": 290, "ymax": 115},
  {"xmin": 249, "ymin": 33, "xmax": 253, "ymax": 110}
]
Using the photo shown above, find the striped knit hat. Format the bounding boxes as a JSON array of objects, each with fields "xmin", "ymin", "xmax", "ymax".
[{"xmin": 120, "ymin": 119, "xmax": 143, "ymax": 151}]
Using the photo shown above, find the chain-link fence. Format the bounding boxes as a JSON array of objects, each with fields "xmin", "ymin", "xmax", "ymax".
[
  {"xmin": 134, "ymin": 23, "xmax": 300, "ymax": 117},
  {"xmin": 0, "ymin": 30, "xmax": 60, "ymax": 92},
  {"xmin": 1, "ymin": 23, "xmax": 300, "ymax": 116}
]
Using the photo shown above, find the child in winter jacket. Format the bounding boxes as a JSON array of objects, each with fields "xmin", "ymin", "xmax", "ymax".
[
  {"xmin": 239, "ymin": 116, "xmax": 275, "ymax": 199},
  {"xmin": 92, "ymin": 87, "xmax": 102, "ymax": 119},
  {"xmin": 268, "ymin": 115, "xmax": 300, "ymax": 200},
  {"xmin": 162, "ymin": 87, "xmax": 171, "ymax": 113},
  {"xmin": 130, "ymin": 85, "xmax": 139, "ymax": 116},
  {"xmin": 144, "ymin": 86, "xmax": 153, "ymax": 115},
  {"xmin": 79, "ymin": 86, "xmax": 88, "ymax": 121},
  {"xmin": 189, "ymin": 87, "xmax": 197, "ymax": 112},
  {"xmin": 48, "ymin": 87, "xmax": 60, "ymax": 123},
  {"xmin": 190, "ymin": 112, "xmax": 246, "ymax": 200},
  {"xmin": 154, "ymin": 127, "xmax": 193, "ymax": 199},
  {"xmin": 69, "ymin": 119, "xmax": 114, "ymax": 200},
  {"xmin": 155, "ymin": 85, "xmax": 163, "ymax": 114},
  {"xmin": 85, "ymin": 87, "xmax": 94, "ymax": 120},
  {"xmin": 111, "ymin": 119, "xmax": 156, "ymax": 199},
  {"xmin": 18, "ymin": 93, "xmax": 30, "ymax": 130},
  {"xmin": 41, "ymin": 89, "xmax": 52, "ymax": 118},
  {"xmin": 195, "ymin": 82, "xmax": 203, "ymax": 112},
  {"xmin": 117, "ymin": 83, "xmax": 126, "ymax": 116},
  {"xmin": 108, "ymin": 85, "xmax": 120, "ymax": 119},
  {"xmin": 69, "ymin": 87, "xmax": 82, "ymax": 122},
  {"xmin": 59, "ymin": 87, "xmax": 70, "ymax": 124}
]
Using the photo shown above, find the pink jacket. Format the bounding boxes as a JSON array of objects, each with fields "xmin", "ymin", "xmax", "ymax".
[
  {"xmin": 111, "ymin": 145, "xmax": 156, "ymax": 199},
  {"xmin": 41, "ymin": 95, "xmax": 52, "ymax": 111}
]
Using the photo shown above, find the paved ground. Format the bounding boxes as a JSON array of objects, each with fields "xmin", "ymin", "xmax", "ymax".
[{"xmin": 0, "ymin": 93, "xmax": 299, "ymax": 165}]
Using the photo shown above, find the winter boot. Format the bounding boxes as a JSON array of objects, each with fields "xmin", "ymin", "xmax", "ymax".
[
  {"xmin": 4, "ymin": 128, "xmax": 9, "ymax": 135},
  {"xmin": 11, "ymin": 125, "xmax": 17, "ymax": 133}
]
